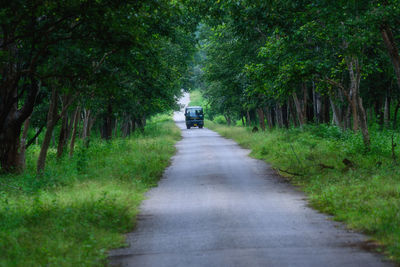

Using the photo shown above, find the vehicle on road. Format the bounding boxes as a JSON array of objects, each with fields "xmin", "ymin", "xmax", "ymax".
[{"xmin": 185, "ymin": 106, "xmax": 204, "ymax": 129}]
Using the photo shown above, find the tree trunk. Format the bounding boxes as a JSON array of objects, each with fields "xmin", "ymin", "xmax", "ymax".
[
  {"xmin": 302, "ymin": 82, "xmax": 309, "ymax": 122},
  {"xmin": 275, "ymin": 104, "xmax": 283, "ymax": 128},
  {"xmin": 37, "ymin": 89, "xmax": 59, "ymax": 173},
  {"xmin": 37, "ymin": 90, "xmax": 75, "ymax": 173},
  {"xmin": 82, "ymin": 108, "xmax": 91, "ymax": 139},
  {"xmin": 69, "ymin": 106, "xmax": 81, "ymax": 157},
  {"xmin": 256, "ymin": 108, "xmax": 266, "ymax": 131},
  {"xmin": 224, "ymin": 114, "xmax": 232, "ymax": 126},
  {"xmin": 289, "ymin": 99, "xmax": 299, "ymax": 127},
  {"xmin": 312, "ymin": 81, "xmax": 322, "ymax": 124},
  {"xmin": 56, "ymin": 111, "xmax": 69, "ymax": 158},
  {"xmin": 17, "ymin": 117, "xmax": 31, "ymax": 172},
  {"xmin": 265, "ymin": 107, "xmax": 273, "ymax": 129},
  {"xmin": 381, "ymin": 24, "xmax": 400, "ymax": 90},
  {"xmin": 281, "ymin": 103, "xmax": 289, "ymax": 128},
  {"xmin": 293, "ymin": 91, "xmax": 305, "ymax": 127},
  {"xmin": 347, "ymin": 56, "xmax": 370, "ymax": 149},
  {"xmin": 384, "ymin": 94, "xmax": 390, "ymax": 128},
  {"xmin": 246, "ymin": 110, "xmax": 251, "ymax": 126},
  {"xmin": 0, "ymin": 77, "xmax": 39, "ymax": 172},
  {"xmin": 102, "ymin": 102, "xmax": 113, "ymax": 140},
  {"xmin": 329, "ymin": 97, "xmax": 342, "ymax": 128}
]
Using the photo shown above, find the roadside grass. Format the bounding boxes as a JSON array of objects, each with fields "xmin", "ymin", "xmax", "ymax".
[
  {"xmin": 0, "ymin": 115, "xmax": 181, "ymax": 266},
  {"xmin": 206, "ymin": 120, "xmax": 400, "ymax": 262}
]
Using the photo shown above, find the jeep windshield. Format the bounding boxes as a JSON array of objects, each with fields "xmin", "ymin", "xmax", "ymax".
[{"xmin": 186, "ymin": 109, "xmax": 203, "ymax": 117}]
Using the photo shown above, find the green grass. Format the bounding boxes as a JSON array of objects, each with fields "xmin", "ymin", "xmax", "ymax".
[
  {"xmin": 0, "ymin": 115, "xmax": 181, "ymax": 266},
  {"xmin": 206, "ymin": 120, "xmax": 400, "ymax": 262}
]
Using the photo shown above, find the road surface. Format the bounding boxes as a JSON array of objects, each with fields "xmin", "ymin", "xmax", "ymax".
[{"xmin": 109, "ymin": 93, "xmax": 392, "ymax": 267}]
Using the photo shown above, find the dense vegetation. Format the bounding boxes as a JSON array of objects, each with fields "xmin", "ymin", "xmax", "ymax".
[
  {"xmin": 0, "ymin": 116, "xmax": 180, "ymax": 266},
  {"xmin": 0, "ymin": 0, "xmax": 197, "ymax": 173},
  {"xmin": 193, "ymin": 1, "xmax": 400, "ymax": 153}
]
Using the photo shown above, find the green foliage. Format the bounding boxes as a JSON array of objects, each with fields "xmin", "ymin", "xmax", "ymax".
[
  {"xmin": 0, "ymin": 118, "xmax": 180, "ymax": 266},
  {"xmin": 207, "ymin": 121, "xmax": 400, "ymax": 262}
]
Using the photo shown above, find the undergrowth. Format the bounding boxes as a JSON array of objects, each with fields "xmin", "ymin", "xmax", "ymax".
[
  {"xmin": 0, "ymin": 115, "xmax": 180, "ymax": 267},
  {"xmin": 207, "ymin": 120, "xmax": 400, "ymax": 262}
]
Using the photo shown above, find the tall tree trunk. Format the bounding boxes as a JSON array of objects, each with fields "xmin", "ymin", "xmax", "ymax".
[
  {"xmin": 289, "ymin": 99, "xmax": 299, "ymax": 127},
  {"xmin": 37, "ymin": 90, "xmax": 75, "ymax": 173},
  {"xmin": 69, "ymin": 106, "xmax": 81, "ymax": 157},
  {"xmin": 0, "ymin": 77, "xmax": 39, "ymax": 172},
  {"xmin": 293, "ymin": 91, "xmax": 305, "ymax": 127},
  {"xmin": 381, "ymin": 24, "xmax": 400, "ymax": 90},
  {"xmin": 347, "ymin": 56, "xmax": 370, "ymax": 149},
  {"xmin": 265, "ymin": 107, "xmax": 273, "ymax": 129},
  {"xmin": 17, "ymin": 117, "xmax": 31, "ymax": 172},
  {"xmin": 275, "ymin": 104, "xmax": 283, "ymax": 128},
  {"xmin": 82, "ymin": 108, "xmax": 91, "ymax": 139},
  {"xmin": 246, "ymin": 110, "xmax": 251, "ymax": 126},
  {"xmin": 302, "ymin": 82, "xmax": 309, "ymax": 122},
  {"xmin": 224, "ymin": 114, "xmax": 232, "ymax": 126},
  {"xmin": 103, "ymin": 102, "xmax": 113, "ymax": 140},
  {"xmin": 256, "ymin": 108, "xmax": 266, "ymax": 131},
  {"xmin": 384, "ymin": 94, "xmax": 390, "ymax": 128},
  {"xmin": 37, "ymin": 89, "xmax": 59, "ymax": 173},
  {"xmin": 329, "ymin": 97, "xmax": 342, "ymax": 128},
  {"xmin": 56, "ymin": 111, "xmax": 69, "ymax": 158},
  {"xmin": 312, "ymin": 81, "xmax": 322, "ymax": 124},
  {"xmin": 281, "ymin": 102, "xmax": 289, "ymax": 128}
]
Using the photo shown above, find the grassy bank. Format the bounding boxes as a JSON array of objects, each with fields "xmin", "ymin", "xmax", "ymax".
[
  {"xmin": 0, "ymin": 115, "xmax": 181, "ymax": 266},
  {"xmin": 206, "ymin": 120, "xmax": 400, "ymax": 262}
]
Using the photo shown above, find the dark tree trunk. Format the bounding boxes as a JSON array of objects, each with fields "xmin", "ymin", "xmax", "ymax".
[
  {"xmin": 384, "ymin": 93, "xmax": 390, "ymax": 128},
  {"xmin": 246, "ymin": 110, "xmax": 251, "ymax": 126},
  {"xmin": 275, "ymin": 104, "xmax": 283, "ymax": 128},
  {"xmin": 224, "ymin": 114, "xmax": 232, "ymax": 126},
  {"xmin": 265, "ymin": 107, "xmax": 273, "ymax": 129},
  {"xmin": 281, "ymin": 102, "xmax": 289, "ymax": 128},
  {"xmin": 289, "ymin": 99, "xmax": 299, "ymax": 127},
  {"xmin": 17, "ymin": 117, "xmax": 30, "ymax": 172},
  {"xmin": 256, "ymin": 108, "xmax": 266, "ymax": 131},
  {"xmin": 293, "ymin": 91, "xmax": 305, "ymax": 127},
  {"xmin": 0, "ymin": 77, "xmax": 39, "ymax": 172},
  {"xmin": 102, "ymin": 102, "xmax": 113, "ymax": 140},
  {"xmin": 37, "ymin": 89, "xmax": 59, "ymax": 173},
  {"xmin": 56, "ymin": 111, "xmax": 69, "ymax": 158},
  {"xmin": 69, "ymin": 106, "xmax": 81, "ymax": 157},
  {"xmin": 381, "ymin": 24, "xmax": 400, "ymax": 91}
]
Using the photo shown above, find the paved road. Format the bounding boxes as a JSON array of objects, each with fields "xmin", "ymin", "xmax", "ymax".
[{"xmin": 109, "ymin": 93, "xmax": 392, "ymax": 267}]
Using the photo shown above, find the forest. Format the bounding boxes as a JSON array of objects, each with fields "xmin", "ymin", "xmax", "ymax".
[
  {"xmin": 2, "ymin": 0, "xmax": 400, "ymax": 265},
  {"xmin": 0, "ymin": 0, "xmax": 197, "ymax": 174},
  {"xmin": 195, "ymin": 1, "xmax": 400, "ymax": 152}
]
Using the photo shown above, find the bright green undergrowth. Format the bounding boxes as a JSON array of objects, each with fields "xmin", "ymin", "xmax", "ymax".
[
  {"xmin": 0, "ymin": 115, "xmax": 181, "ymax": 267},
  {"xmin": 207, "ymin": 120, "xmax": 400, "ymax": 262}
]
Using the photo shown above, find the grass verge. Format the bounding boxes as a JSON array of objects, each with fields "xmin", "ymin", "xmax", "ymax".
[
  {"xmin": 0, "ymin": 115, "xmax": 181, "ymax": 266},
  {"xmin": 206, "ymin": 120, "xmax": 400, "ymax": 262}
]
